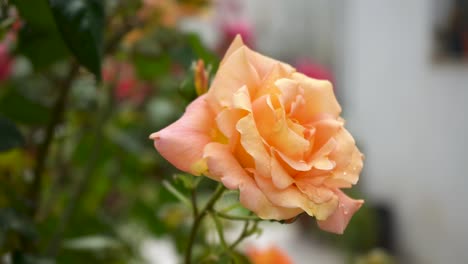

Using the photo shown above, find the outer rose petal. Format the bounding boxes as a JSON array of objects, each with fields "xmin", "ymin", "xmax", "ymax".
[
  {"xmin": 203, "ymin": 142, "xmax": 302, "ymax": 219},
  {"xmin": 291, "ymin": 73, "xmax": 342, "ymax": 123},
  {"xmin": 149, "ymin": 95, "xmax": 215, "ymax": 176},
  {"xmin": 317, "ymin": 189, "xmax": 364, "ymax": 234},
  {"xmin": 254, "ymin": 174, "xmax": 338, "ymax": 220},
  {"xmin": 208, "ymin": 46, "xmax": 260, "ymax": 111},
  {"xmin": 220, "ymin": 34, "xmax": 244, "ymax": 66}
]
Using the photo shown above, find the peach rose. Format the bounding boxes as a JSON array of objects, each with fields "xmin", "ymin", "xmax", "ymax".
[{"xmin": 150, "ymin": 35, "xmax": 364, "ymax": 234}]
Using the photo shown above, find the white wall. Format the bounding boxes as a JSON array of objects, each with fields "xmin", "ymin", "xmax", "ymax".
[{"xmin": 339, "ymin": 0, "xmax": 468, "ymax": 263}]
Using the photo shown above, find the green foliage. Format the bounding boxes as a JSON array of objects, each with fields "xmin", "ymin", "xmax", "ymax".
[
  {"xmin": 48, "ymin": 0, "xmax": 104, "ymax": 79},
  {"xmin": 0, "ymin": 86, "xmax": 51, "ymax": 125},
  {"xmin": 0, "ymin": 116, "xmax": 24, "ymax": 152},
  {"xmin": 13, "ymin": 0, "xmax": 70, "ymax": 69},
  {"xmin": 0, "ymin": 0, "xmax": 378, "ymax": 262}
]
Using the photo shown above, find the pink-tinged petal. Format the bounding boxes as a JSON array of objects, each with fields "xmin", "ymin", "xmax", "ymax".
[
  {"xmin": 236, "ymin": 113, "xmax": 271, "ymax": 178},
  {"xmin": 149, "ymin": 95, "xmax": 214, "ymax": 175},
  {"xmin": 203, "ymin": 142, "xmax": 302, "ymax": 220},
  {"xmin": 317, "ymin": 189, "xmax": 364, "ymax": 234},
  {"xmin": 254, "ymin": 174, "xmax": 337, "ymax": 220},
  {"xmin": 291, "ymin": 73, "xmax": 341, "ymax": 123},
  {"xmin": 208, "ymin": 47, "xmax": 260, "ymax": 110}
]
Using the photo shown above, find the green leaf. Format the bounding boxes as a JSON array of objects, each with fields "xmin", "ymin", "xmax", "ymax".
[
  {"xmin": 11, "ymin": 0, "xmax": 56, "ymax": 29},
  {"xmin": 17, "ymin": 25, "xmax": 70, "ymax": 69},
  {"xmin": 0, "ymin": 116, "xmax": 25, "ymax": 152},
  {"xmin": 0, "ymin": 208, "xmax": 37, "ymax": 242},
  {"xmin": 133, "ymin": 54, "xmax": 171, "ymax": 80},
  {"xmin": 12, "ymin": 0, "xmax": 70, "ymax": 69},
  {"xmin": 48, "ymin": 0, "xmax": 104, "ymax": 79},
  {"xmin": 0, "ymin": 88, "xmax": 51, "ymax": 125}
]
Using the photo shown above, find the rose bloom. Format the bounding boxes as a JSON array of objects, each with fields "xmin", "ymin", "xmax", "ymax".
[{"xmin": 150, "ymin": 35, "xmax": 363, "ymax": 234}]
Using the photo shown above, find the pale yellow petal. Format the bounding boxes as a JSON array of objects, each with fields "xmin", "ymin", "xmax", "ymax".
[{"xmin": 236, "ymin": 113, "xmax": 271, "ymax": 178}]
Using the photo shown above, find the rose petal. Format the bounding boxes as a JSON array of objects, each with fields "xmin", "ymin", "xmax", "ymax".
[
  {"xmin": 296, "ymin": 180, "xmax": 335, "ymax": 204},
  {"xmin": 236, "ymin": 113, "xmax": 271, "ymax": 178},
  {"xmin": 275, "ymin": 78, "xmax": 301, "ymax": 113},
  {"xmin": 150, "ymin": 95, "xmax": 214, "ymax": 175},
  {"xmin": 329, "ymin": 128, "xmax": 360, "ymax": 169},
  {"xmin": 252, "ymin": 95, "xmax": 309, "ymax": 160},
  {"xmin": 246, "ymin": 48, "xmax": 295, "ymax": 80},
  {"xmin": 254, "ymin": 174, "xmax": 338, "ymax": 220},
  {"xmin": 255, "ymin": 63, "xmax": 290, "ymax": 98},
  {"xmin": 216, "ymin": 108, "xmax": 246, "ymax": 139},
  {"xmin": 203, "ymin": 142, "xmax": 301, "ymax": 219},
  {"xmin": 291, "ymin": 73, "xmax": 341, "ymax": 123},
  {"xmin": 220, "ymin": 34, "xmax": 244, "ymax": 66},
  {"xmin": 270, "ymin": 151, "xmax": 295, "ymax": 189},
  {"xmin": 208, "ymin": 47, "xmax": 260, "ymax": 110},
  {"xmin": 317, "ymin": 189, "xmax": 364, "ymax": 234},
  {"xmin": 232, "ymin": 85, "xmax": 252, "ymax": 112}
]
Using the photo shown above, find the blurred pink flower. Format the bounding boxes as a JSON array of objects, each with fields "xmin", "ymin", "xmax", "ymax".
[
  {"xmin": 216, "ymin": 0, "xmax": 254, "ymax": 54},
  {"xmin": 217, "ymin": 20, "xmax": 255, "ymax": 55},
  {"xmin": 294, "ymin": 59, "xmax": 333, "ymax": 84},
  {"xmin": 103, "ymin": 59, "xmax": 149, "ymax": 104},
  {"xmin": 0, "ymin": 43, "xmax": 13, "ymax": 81}
]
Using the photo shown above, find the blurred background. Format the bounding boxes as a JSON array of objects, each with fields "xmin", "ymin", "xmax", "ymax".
[{"xmin": 1, "ymin": 0, "xmax": 467, "ymax": 263}]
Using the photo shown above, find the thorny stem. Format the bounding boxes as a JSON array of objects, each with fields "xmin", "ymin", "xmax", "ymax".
[{"xmin": 185, "ymin": 184, "xmax": 225, "ymax": 264}]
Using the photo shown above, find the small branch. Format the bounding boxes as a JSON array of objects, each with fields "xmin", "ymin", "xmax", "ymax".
[
  {"xmin": 229, "ymin": 220, "xmax": 250, "ymax": 250},
  {"xmin": 229, "ymin": 220, "xmax": 259, "ymax": 250},
  {"xmin": 209, "ymin": 211, "xmax": 238, "ymax": 261},
  {"xmin": 219, "ymin": 203, "xmax": 243, "ymax": 213},
  {"xmin": 215, "ymin": 212, "xmax": 262, "ymax": 222},
  {"xmin": 185, "ymin": 184, "xmax": 225, "ymax": 264},
  {"xmin": 162, "ymin": 180, "xmax": 192, "ymax": 208},
  {"xmin": 29, "ymin": 63, "xmax": 79, "ymax": 217},
  {"xmin": 209, "ymin": 211, "xmax": 229, "ymax": 250},
  {"xmin": 191, "ymin": 188, "xmax": 198, "ymax": 217}
]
